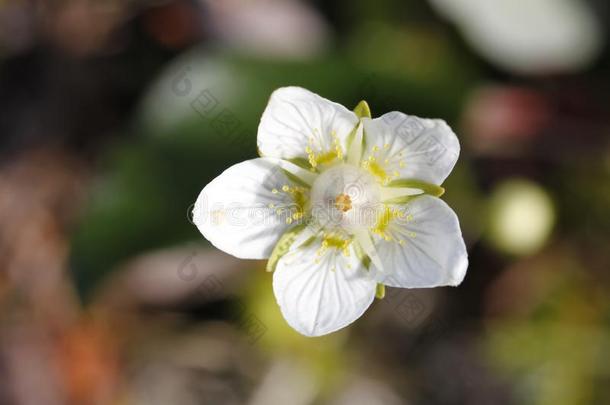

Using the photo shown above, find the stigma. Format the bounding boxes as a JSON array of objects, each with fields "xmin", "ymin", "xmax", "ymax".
[{"xmin": 334, "ymin": 193, "xmax": 352, "ymax": 212}]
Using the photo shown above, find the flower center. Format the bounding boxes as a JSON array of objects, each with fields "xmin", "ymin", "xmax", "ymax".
[
  {"xmin": 310, "ymin": 164, "xmax": 381, "ymax": 232},
  {"xmin": 334, "ymin": 193, "xmax": 352, "ymax": 212}
]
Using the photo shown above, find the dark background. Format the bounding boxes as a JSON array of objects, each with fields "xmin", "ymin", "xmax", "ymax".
[{"xmin": 0, "ymin": 1, "xmax": 609, "ymax": 404}]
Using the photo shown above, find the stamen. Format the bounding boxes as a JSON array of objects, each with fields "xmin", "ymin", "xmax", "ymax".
[
  {"xmin": 305, "ymin": 130, "xmax": 344, "ymax": 169},
  {"xmin": 362, "ymin": 152, "xmax": 398, "ymax": 185},
  {"xmin": 371, "ymin": 206, "xmax": 407, "ymax": 241},
  {"xmin": 318, "ymin": 233, "xmax": 352, "ymax": 257},
  {"xmin": 360, "ymin": 144, "xmax": 406, "ymax": 185},
  {"xmin": 271, "ymin": 184, "xmax": 309, "ymax": 223}
]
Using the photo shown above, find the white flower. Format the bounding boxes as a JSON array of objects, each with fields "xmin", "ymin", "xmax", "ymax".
[
  {"xmin": 428, "ymin": 0, "xmax": 603, "ymax": 74},
  {"xmin": 193, "ymin": 87, "xmax": 468, "ymax": 337}
]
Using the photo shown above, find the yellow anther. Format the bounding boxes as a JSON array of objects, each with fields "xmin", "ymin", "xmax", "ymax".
[
  {"xmin": 371, "ymin": 206, "xmax": 404, "ymax": 241},
  {"xmin": 318, "ymin": 233, "xmax": 352, "ymax": 257},
  {"xmin": 362, "ymin": 153, "xmax": 400, "ymax": 185}
]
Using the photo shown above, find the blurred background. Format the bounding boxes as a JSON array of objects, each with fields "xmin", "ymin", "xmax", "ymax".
[{"xmin": 0, "ymin": 0, "xmax": 609, "ymax": 404}]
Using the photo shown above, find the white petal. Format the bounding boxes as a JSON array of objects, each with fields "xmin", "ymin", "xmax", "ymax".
[
  {"xmin": 257, "ymin": 87, "xmax": 359, "ymax": 165},
  {"xmin": 193, "ymin": 158, "xmax": 307, "ymax": 259},
  {"xmin": 361, "ymin": 113, "xmax": 460, "ymax": 185},
  {"xmin": 273, "ymin": 238, "xmax": 376, "ymax": 336},
  {"xmin": 373, "ymin": 196, "xmax": 468, "ymax": 288}
]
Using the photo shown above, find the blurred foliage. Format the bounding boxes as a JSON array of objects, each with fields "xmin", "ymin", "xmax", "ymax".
[{"xmin": 485, "ymin": 250, "xmax": 610, "ymax": 405}]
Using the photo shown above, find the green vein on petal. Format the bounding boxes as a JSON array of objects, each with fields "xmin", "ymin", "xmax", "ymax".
[
  {"xmin": 276, "ymin": 159, "xmax": 317, "ymax": 186},
  {"xmin": 287, "ymin": 157, "xmax": 313, "ymax": 170},
  {"xmin": 386, "ymin": 179, "xmax": 445, "ymax": 197},
  {"xmin": 266, "ymin": 223, "xmax": 307, "ymax": 272},
  {"xmin": 281, "ymin": 169, "xmax": 311, "ymax": 189},
  {"xmin": 352, "ymin": 238, "xmax": 372, "ymax": 270},
  {"xmin": 346, "ymin": 122, "xmax": 364, "ymax": 165}
]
